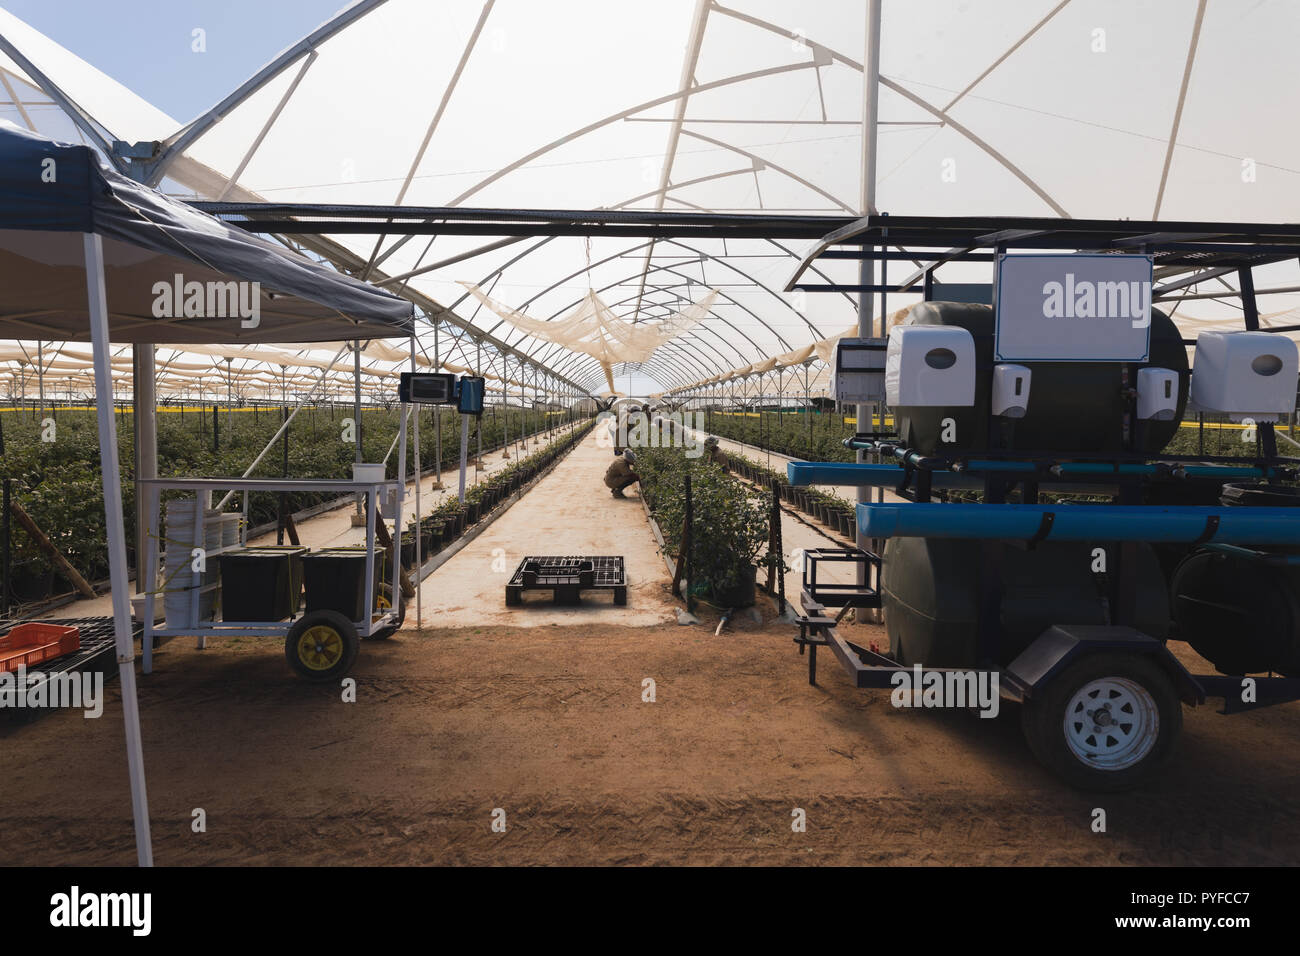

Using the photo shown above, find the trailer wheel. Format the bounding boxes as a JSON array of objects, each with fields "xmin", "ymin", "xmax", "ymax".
[
  {"xmin": 1021, "ymin": 652, "xmax": 1181, "ymax": 791},
  {"xmin": 286, "ymin": 610, "xmax": 359, "ymax": 681}
]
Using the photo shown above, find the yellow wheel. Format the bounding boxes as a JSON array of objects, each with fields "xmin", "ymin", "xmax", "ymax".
[{"xmin": 285, "ymin": 610, "xmax": 359, "ymax": 681}]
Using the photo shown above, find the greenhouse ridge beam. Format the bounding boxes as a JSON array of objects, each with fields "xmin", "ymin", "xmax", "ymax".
[
  {"xmin": 188, "ymin": 203, "xmax": 856, "ymax": 239},
  {"xmin": 183, "ymin": 205, "xmax": 1300, "ymax": 393},
  {"xmin": 783, "ymin": 214, "xmax": 1300, "ymax": 291},
  {"xmin": 190, "ymin": 205, "xmax": 1300, "ymax": 251}
]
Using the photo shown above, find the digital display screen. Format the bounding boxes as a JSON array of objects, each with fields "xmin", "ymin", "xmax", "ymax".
[
  {"xmin": 411, "ymin": 377, "xmax": 450, "ymax": 400},
  {"xmin": 399, "ymin": 372, "xmax": 457, "ymax": 405}
]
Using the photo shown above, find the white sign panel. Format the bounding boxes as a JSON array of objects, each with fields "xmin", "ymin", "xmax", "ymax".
[{"xmin": 994, "ymin": 254, "xmax": 1153, "ymax": 362}]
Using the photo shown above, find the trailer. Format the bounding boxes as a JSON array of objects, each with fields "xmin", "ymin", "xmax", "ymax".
[{"xmin": 785, "ymin": 214, "xmax": 1300, "ymax": 791}]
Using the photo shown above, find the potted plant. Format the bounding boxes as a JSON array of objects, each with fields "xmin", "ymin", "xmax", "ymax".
[
  {"xmin": 640, "ymin": 448, "xmax": 770, "ymax": 608},
  {"xmin": 422, "ymin": 517, "xmax": 445, "ymax": 552},
  {"xmin": 399, "ymin": 528, "xmax": 418, "ymax": 568}
]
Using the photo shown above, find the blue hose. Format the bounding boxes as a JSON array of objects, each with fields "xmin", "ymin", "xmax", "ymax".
[{"xmin": 857, "ymin": 501, "xmax": 1300, "ymax": 545}]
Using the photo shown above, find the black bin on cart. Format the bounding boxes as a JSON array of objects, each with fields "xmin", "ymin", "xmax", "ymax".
[
  {"xmin": 257, "ymin": 544, "xmax": 308, "ymax": 602},
  {"xmin": 301, "ymin": 548, "xmax": 381, "ymax": 622},
  {"xmin": 219, "ymin": 547, "xmax": 307, "ymax": 622}
]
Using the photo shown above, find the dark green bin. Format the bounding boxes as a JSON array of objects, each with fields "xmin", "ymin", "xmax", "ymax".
[
  {"xmin": 219, "ymin": 547, "xmax": 306, "ymax": 622},
  {"xmin": 301, "ymin": 548, "xmax": 381, "ymax": 622}
]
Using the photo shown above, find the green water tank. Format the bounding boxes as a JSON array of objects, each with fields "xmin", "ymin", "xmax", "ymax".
[
  {"xmin": 895, "ymin": 301, "xmax": 1188, "ymax": 455},
  {"xmin": 882, "ymin": 537, "xmax": 1170, "ymax": 667}
]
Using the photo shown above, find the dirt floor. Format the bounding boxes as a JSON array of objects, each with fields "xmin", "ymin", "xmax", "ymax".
[
  {"xmin": 6, "ymin": 420, "xmax": 1300, "ymax": 866},
  {"xmin": 3, "ymin": 605, "xmax": 1299, "ymax": 866}
]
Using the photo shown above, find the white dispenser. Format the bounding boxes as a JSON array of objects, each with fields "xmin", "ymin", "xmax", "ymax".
[
  {"xmin": 885, "ymin": 326, "xmax": 977, "ymax": 407},
  {"xmin": 1190, "ymin": 332, "xmax": 1298, "ymax": 422},
  {"xmin": 1136, "ymin": 367, "xmax": 1179, "ymax": 421},
  {"xmin": 991, "ymin": 364, "xmax": 1031, "ymax": 418}
]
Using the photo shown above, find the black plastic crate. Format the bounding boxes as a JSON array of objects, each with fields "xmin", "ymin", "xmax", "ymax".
[
  {"xmin": 301, "ymin": 548, "xmax": 380, "ymax": 622},
  {"xmin": 219, "ymin": 548, "xmax": 306, "ymax": 622},
  {"xmin": 257, "ymin": 545, "xmax": 308, "ymax": 604},
  {"xmin": 506, "ymin": 555, "xmax": 626, "ymax": 606}
]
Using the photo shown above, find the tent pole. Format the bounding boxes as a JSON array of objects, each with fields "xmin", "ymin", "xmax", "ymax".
[
  {"xmin": 85, "ymin": 232, "xmax": 153, "ymax": 867},
  {"xmin": 410, "ymin": 332, "xmax": 421, "ymax": 629},
  {"xmin": 354, "ymin": 340, "xmax": 363, "ymax": 517},
  {"xmin": 475, "ymin": 339, "xmax": 482, "ymax": 473},
  {"xmin": 36, "ymin": 340, "xmax": 43, "ymax": 421},
  {"xmin": 132, "ymin": 346, "xmax": 157, "ymax": 597},
  {"xmin": 856, "ymin": 0, "xmax": 882, "ymax": 605},
  {"xmin": 396, "ymin": 379, "xmax": 408, "ymax": 638}
]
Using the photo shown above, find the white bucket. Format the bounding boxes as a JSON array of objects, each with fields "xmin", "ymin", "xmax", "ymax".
[
  {"xmin": 163, "ymin": 499, "xmax": 221, "ymax": 628},
  {"xmin": 220, "ymin": 512, "xmax": 242, "ymax": 549},
  {"xmin": 352, "ymin": 463, "xmax": 387, "ymax": 484}
]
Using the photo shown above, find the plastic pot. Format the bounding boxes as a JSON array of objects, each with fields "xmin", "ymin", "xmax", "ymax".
[{"xmin": 711, "ymin": 563, "xmax": 757, "ymax": 608}]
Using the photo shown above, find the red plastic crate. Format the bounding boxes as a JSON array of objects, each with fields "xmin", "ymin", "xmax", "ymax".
[{"xmin": 0, "ymin": 623, "xmax": 81, "ymax": 673}]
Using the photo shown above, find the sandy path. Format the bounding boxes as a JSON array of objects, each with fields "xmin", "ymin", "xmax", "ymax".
[
  {"xmin": 416, "ymin": 427, "xmax": 677, "ymax": 628},
  {"xmin": 2, "ymin": 615, "xmax": 1297, "ymax": 866}
]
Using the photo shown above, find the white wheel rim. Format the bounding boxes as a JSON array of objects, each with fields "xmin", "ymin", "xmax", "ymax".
[{"xmin": 1062, "ymin": 676, "xmax": 1160, "ymax": 772}]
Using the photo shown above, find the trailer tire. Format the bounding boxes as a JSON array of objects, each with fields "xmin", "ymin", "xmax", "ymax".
[
  {"xmin": 286, "ymin": 610, "xmax": 359, "ymax": 681},
  {"xmin": 1021, "ymin": 652, "xmax": 1181, "ymax": 791}
]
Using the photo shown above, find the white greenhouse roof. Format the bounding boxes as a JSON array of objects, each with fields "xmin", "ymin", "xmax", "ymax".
[{"xmin": 2, "ymin": 0, "xmax": 1299, "ymax": 397}]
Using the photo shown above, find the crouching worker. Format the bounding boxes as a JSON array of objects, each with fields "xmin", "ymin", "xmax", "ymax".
[
  {"xmin": 604, "ymin": 449, "xmax": 640, "ymax": 498},
  {"xmin": 703, "ymin": 435, "xmax": 728, "ymax": 469}
]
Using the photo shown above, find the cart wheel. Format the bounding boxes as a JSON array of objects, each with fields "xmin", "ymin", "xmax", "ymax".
[
  {"xmin": 285, "ymin": 610, "xmax": 359, "ymax": 681},
  {"xmin": 1020, "ymin": 652, "xmax": 1181, "ymax": 791}
]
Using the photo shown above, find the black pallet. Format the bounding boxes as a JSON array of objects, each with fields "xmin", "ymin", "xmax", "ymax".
[
  {"xmin": 0, "ymin": 617, "xmax": 136, "ymax": 723},
  {"xmin": 506, "ymin": 555, "xmax": 627, "ymax": 607}
]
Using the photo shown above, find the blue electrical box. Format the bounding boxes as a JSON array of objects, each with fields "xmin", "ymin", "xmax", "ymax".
[{"xmin": 457, "ymin": 376, "xmax": 486, "ymax": 415}]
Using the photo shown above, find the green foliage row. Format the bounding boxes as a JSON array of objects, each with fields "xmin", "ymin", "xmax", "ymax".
[
  {"xmin": 703, "ymin": 408, "xmax": 1290, "ymax": 466},
  {"xmin": 635, "ymin": 443, "xmax": 775, "ymax": 603},
  {"xmin": 699, "ymin": 409, "xmax": 857, "ymax": 462},
  {"xmin": 0, "ymin": 404, "xmax": 589, "ymax": 598},
  {"xmin": 424, "ymin": 419, "xmax": 594, "ymax": 530}
]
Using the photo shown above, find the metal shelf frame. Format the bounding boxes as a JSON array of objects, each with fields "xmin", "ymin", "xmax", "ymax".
[{"xmin": 137, "ymin": 428, "xmax": 410, "ymax": 674}]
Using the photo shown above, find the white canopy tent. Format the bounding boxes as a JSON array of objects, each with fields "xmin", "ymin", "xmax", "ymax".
[
  {"xmin": 0, "ymin": 123, "xmax": 415, "ymax": 866},
  {"xmin": 4, "ymin": 0, "xmax": 1297, "ymax": 400}
]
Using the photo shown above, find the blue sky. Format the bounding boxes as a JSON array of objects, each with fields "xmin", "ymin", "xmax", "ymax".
[{"xmin": 3, "ymin": 0, "xmax": 346, "ymax": 121}]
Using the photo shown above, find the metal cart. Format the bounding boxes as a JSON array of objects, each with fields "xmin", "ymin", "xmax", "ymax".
[{"xmin": 138, "ymin": 475, "xmax": 404, "ymax": 681}]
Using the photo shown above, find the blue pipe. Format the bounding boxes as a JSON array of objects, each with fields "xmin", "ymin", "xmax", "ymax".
[
  {"xmin": 960, "ymin": 459, "xmax": 1283, "ymax": 480},
  {"xmin": 1053, "ymin": 462, "xmax": 1281, "ymax": 479},
  {"xmin": 788, "ymin": 462, "xmax": 979, "ymax": 489},
  {"xmin": 857, "ymin": 502, "xmax": 1300, "ymax": 545}
]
